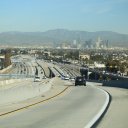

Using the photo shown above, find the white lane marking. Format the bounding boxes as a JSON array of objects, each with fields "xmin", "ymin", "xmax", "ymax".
[{"xmin": 84, "ymin": 83, "xmax": 110, "ymax": 128}]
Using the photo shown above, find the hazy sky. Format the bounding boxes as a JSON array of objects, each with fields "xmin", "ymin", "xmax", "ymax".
[{"xmin": 0, "ymin": 0, "xmax": 128, "ymax": 34}]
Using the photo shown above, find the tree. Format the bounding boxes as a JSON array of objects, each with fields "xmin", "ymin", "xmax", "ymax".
[
  {"xmin": 105, "ymin": 60, "xmax": 125, "ymax": 73},
  {"xmin": 4, "ymin": 49, "xmax": 12, "ymax": 68}
]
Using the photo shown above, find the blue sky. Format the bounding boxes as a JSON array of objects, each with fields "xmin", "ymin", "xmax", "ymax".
[{"xmin": 0, "ymin": 0, "xmax": 128, "ymax": 34}]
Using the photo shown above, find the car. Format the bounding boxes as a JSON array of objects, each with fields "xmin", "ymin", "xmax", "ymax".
[
  {"xmin": 70, "ymin": 77, "xmax": 75, "ymax": 81},
  {"xmin": 64, "ymin": 76, "xmax": 70, "ymax": 80},
  {"xmin": 42, "ymin": 76, "xmax": 46, "ymax": 79},
  {"xmin": 75, "ymin": 76, "xmax": 86, "ymax": 86},
  {"xmin": 61, "ymin": 76, "xmax": 70, "ymax": 80},
  {"xmin": 34, "ymin": 76, "xmax": 41, "ymax": 82}
]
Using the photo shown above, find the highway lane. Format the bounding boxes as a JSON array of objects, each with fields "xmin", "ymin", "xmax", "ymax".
[
  {"xmin": 96, "ymin": 86, "xmax": 128, "ymax": 128},
  {"xmin": 0, "ymin": 85, "xmax": 107, "ymax": 128},
  {"xmin": 37, "ymin": 60, "xmax": 50, "ymax": 77}
]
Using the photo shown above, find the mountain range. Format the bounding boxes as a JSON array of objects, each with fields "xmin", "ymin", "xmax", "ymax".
[{"xmin": 0, "ymin": 29, "xmax": 128, "ymax": 47}]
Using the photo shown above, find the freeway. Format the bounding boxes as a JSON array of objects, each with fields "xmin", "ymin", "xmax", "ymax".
[
  {"xmin": 97, "ymin": 86, "xmax": 128, "ymax": 128},
  {"xmin": 0, "ymin": 84, "xmax": 108, "ymax": 128}
]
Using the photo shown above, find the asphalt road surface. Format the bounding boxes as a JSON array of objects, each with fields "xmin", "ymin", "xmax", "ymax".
[
  {"xmin": 97, "ymin": 86, "xmax": 128, "ymax": 128},
  {"xmin": 0, "ymin": 85, "xmax": 107, "ymax": 128}
]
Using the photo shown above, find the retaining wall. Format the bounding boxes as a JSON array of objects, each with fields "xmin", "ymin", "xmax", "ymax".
[{"xmin": 103, "ymin": 80, "xmax": 128, "ymax": 89}]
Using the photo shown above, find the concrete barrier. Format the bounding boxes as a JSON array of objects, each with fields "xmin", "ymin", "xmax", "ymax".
[
  {"xmin": 0, "ymin": 77, "xmax": 56, "ymax": 105},
  {"xmin": 0, "ymin": 79, "xmax": 23, "ymax": 89},
  {"xmin": 103, "ymin": 80, "xmax": 128, "ymax": 89},
  {"xmin": 85, "ymin": 83, "xmax": 110, "ymax": 128},
  {"xmin": 87, "ymin": 81, "xmax": 102, "ymax": 86}
]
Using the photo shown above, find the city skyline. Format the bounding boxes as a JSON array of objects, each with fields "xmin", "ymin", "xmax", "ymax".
[{"xmin": 0, "ymin": 0, "xmax": 128, "ymax": 34}]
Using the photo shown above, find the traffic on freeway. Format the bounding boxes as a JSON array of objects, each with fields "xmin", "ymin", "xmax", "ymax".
[{"xmin": 0, "ymin": 55, "xmax": 127, "ymax": 128}]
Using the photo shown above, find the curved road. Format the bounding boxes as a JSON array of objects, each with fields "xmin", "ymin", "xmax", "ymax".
[{"xmin": 0, "ymin": 85, "xmax": 107, "ymax": 128}]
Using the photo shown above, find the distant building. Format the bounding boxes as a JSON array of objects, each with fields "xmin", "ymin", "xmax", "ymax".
[
  {"xmin": 96, "ymin": 37, "xmax": 102, "ymax": 49},
  {"xmin": 43, "ymin": 51, "xmax": 51, "ymax": 56},
  {"xmin": 95, "ymin": 37, "xmax": 109, "ymax": 49},
  {"xmin": 72, "ymin": 40, "xmax": 77, "ymax": 48},
  {"xmin": 105, "ymin": 40, "xmax": 109, "ymax": 48},
  {"xmin": 61, "ymin": 43, "xmax": 71, "ymax": 49},
  {"xmin": 94, "ymin": 62, "xmax": 105, "ymax": 68},
  {"xmin": 79, "ymin": 53, "xmax": 90, "ymax": 60},
  {"xmin": 84, "ymin": 40, "xmax": 93, "ymax": 49},
  {"xmin": 0, "ymin": 55, "xmax": 5, "ymax": 69}
]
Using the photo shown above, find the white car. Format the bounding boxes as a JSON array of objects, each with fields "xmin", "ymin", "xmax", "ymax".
[
  {"xmin": 70, "ymin": 77, "xmax": 75, "ymax": 81},
  {"xmin": 42, "ymin": 76, "xmax": 46, "ymax": 79},
  {"xmin": 34, "ymin": 76, "xmax": 41, "ymax": 82},
  {"xmin": 64, "ymin": 76, "xmax": 70, "ymax": 80},
  {"xmin": 61, "ymin": 76, "xmax": 70, "ymax": 80}
]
